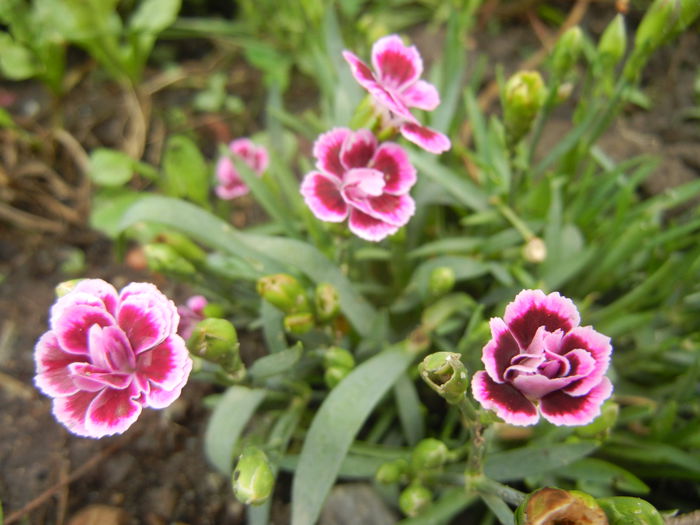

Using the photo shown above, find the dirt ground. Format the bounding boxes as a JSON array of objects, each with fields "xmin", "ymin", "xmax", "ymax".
[{"xmin": 1, "ymin": 4, "xmax": 699, "ymax": 524}]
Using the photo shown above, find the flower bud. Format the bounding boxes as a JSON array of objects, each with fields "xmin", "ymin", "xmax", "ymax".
[
  {"xmin": 232, "ymin": 447, "xmax": 275, "ymax": 506},
  {"xmin": 551, "ymin": 26, "xmax": 584, "ymax": 78},
  {"xmin": 411, "ymin": 438, "xmax": 450, "ymax": 471},
  {"xmin": 314, "ymin": 282, "xmax": 340, "ymax": 322},
  {"xmin": 55, "ymin": 279, "xmax": 83, "ymax": 298},
  {"xmin": 257, "ymin": 274, "xmax": 311, "ymax": 315},
  {"xmin": 634, "ymin": 0, "xmax": 675, "ymax": 54},
  {"xmin": 428, "ymin": 267, "xmax": 456, "ymax": 297},
  {"xmin": 503, "ymin": 71, "xmax": 545, "ymax": 145},
  {"xmin": 522, "ymin": 237, "xmax": 547, "ymax": 263},
  {"xmin": 283, "ymin": 312, "xmax": 315, "ymax": 335},
  {"xmin": 515, "ymin": 487, "xmax": 607, "ymax": 525},
  {"xmin": 597, "ymin": 14, "xmax": 627, "ymax": 70},
  {"xmin": 144, "ymin": 243, "xmax": 196, "ymax": 276},
  {"xmin": 157, "ymin": 231, "xmax": 207, "ymax": 263},
  {"xmin": 323, "ymin": 346, "xmax": 355, "ymax": 370},
  {"xmin": 419, "ymin": 352, "xmax": 469, "ymax": 405},
  {"xmin": 324, "ymin": 365, "xmax": 350, "ymax": 389},
  {"xmin": 597, "ymin": 497, "xmax": 663, "ymax": 525},
  {"xmin": 187, "ymin": 318, "xmax": 243, "ymax": 375},
  {"xmin": 375, "ymin": 458, "xmax": 408, "ymax": 484},
  {"xmin": 399, "ymin": 482, "xmax": 433, "ymax": 517}
]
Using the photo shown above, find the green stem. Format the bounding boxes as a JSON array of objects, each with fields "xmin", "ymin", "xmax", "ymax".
[{"xmin": 493, "ymin": 197, "xmax": 535, "ymax": 241}]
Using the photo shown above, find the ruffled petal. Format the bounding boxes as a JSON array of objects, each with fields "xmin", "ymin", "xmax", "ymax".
[
  {"xmin": 300, "ymin": 171, "xmax": 348, "ymax": 222},
  {"xmin": 340, "ymin": 129, "xmax": 376, "ymax": 170},
  {"xmin": 72, "ymin": 279, "xmax": 119, "ymax": 316},
  {"xmin": 34, "ymin": 332, "xmax": 84, "ymax": 397},
  {"xmin": 52, "ymin": 390, "xmax": 98, "ymax": 437},
  {"xmin": 369, "ymin": 143, "xmax": 416, "ymax": 194},
  {"xmin": 136, "ymin": 335, "xmax": 191, "ymax": 390},
  {"xmin": 540, "ymin": 377, "xmax": 613, "ymax": 426},
  {"xmin": 216, "ymin": 157, "xmax": 249, "ymax": 200},
  {"xmin": 482, "ymin": 318, "xmax": 521, "ymax": 383},
  {"xmin": 54, "ymin": 305, "xmax": 115, "ymax": 355},
  {"xmin": 511, "ymin": 373, "xmax": 580, "ymax": 400},
  {"xmin": 504, "ymin": 290, "xmax": 581, "ymax": 350},
  {"xmin": 400, "ymin": 123, "xmax": 451, "ymax": 154},
  {"xmin": 85, "ymin": 384, "xmax": 142, "ymax": 437},
  {"xmin": 348, "ymin": 209, "xmax": 399, "ymax": 242},
  {"xmin": 313, "ymin": 128, "xmax": 352, "ymax": 178},
  {"xmin": 561, "ymin": 326, "xmax": 612, "ymax": 396},
  {"xmin": 401, "ymin": 80, "xmax": 440, "ymax": 111},
  {"xmin": 87, "ymin": 325, "xmax": 135, "ymax": 373},
  {"xmin": 371, "ymin": 35, "xmax": 422, "ymax": 91},
  {"xmin": 117, "ymin": 283, "xmax": 178, "ymax": 354},
  {"xmin": 471, "ymin": 371, "xmax": 539, "ymax": 426},
  {"xmin": 230, "ymin": 138, "xmax": 269, "ymax": 175},
  {"xmin": 144, "ymin": 357, "xmax": 193, "ymax": 409},
  {"xmin": 365, "ymin": 193, "xmax": 415, "ymax": 227},
  {"xmin": 69, "ymin": 363, "xmax": 133, "ymax": 390},
  {"xmin": 342, "ymin": 50, "xmax": 379, "ymax": 92},
  {"xmin": 119, "ymin": 283, "xmax": 179, "ymax": 334}
]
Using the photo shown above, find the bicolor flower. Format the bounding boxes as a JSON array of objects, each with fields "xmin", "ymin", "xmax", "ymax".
[
  {"xmin": 34, "ymin": 279, "xmax": 193, "ymax": 438},
  {"xmin": 471, "ymin": 290, "xmax": 613, "ymax": 426},
  {"xmin": 177, "ymin": 295, "xmax": 208, "ymax": 341},
  {"xmin": 216, "ymin": 138, "xmax": 269, "ymax": 200},
  {"xmin": 300, "ymin": 127, "xmax": 416, "ymax": 242},
  {"xmin": 343, "ymin": 35, "xmax": 451, "ymax": 154}
]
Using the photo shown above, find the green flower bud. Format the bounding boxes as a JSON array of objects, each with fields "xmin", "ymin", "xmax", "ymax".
[
  {"xmin": 503, "ymin": 71, "xmax": 545, "ymax": 145},
  {"xmin": 144, "ymin": 243, "xmax": 196, "ymax": 276},
  {"xmin": 257, "ymin": 274, "xmax": 311, "ymax": 315},
  {"xmin": 323, "ymin": 346, "xmax": 355, "ymax": 370},
  {"xmin": 679, "ymin": 0, "xmax": 700, "ymax": 31},
  {"xmin": 314, "ymin": 282, "xmax": 340, "ymax": 322},
  {"xmin": 411, "ymin": 438, "xmax": 450, "ymax": 471},
  {"xmin": 551, "ymin": 26, "xmax": 584, "ymax": 78},
  {"xmin": 419, "ymin": 352, "xmax": 469, "ymax": 405},
  {"xmin": 283, "ymin": 312, "xmax": 315, "ymax": 335},
  {"xmin": 55, "ymin": 279, "xmax": 83, "ymax": 298},
  {"xmin": 575, "ymin": 401, "xmax": 619, "ymax": 438},
  {"xmin": 515, "ymin": 487, "xmax": 607, "ymax": 525},
  {"xmin": 232, "ymin": 447, "xmax": 275, "ymax": 506},
  {"xmin": 597, "ymin": 14, "xmax": 627, "ymax": 70},
  {"xmin": 399, "ymin": 482, "xmax": 433, "ymax": 517},
  {"xmin": 157, "ymin": 231, "xmax": 206, "ymax": 263},
  {"xmin": 597, "ymin": 497, "xmax": 664, "ymax": 525},
  {"xmin": 187, "ymin": 318, "xmax": 243, "ymax": 375},
  {"xmin": 324, "ymin": 365, "xmax": 350, "ymax": 389},
  {"xmin": 202, "ymin": 303, "xmax": 226, "ymax": 318},
  {"xmin": 634, "ymin": 0, "xmax": 675, "ymax": 54},
  {"xmin": 375, "ymin": 458, "xmax": 408, "ymax": 484},
  {"xmin": 428, "ymin": 267, "xmax": 456, "ymax": 297}
]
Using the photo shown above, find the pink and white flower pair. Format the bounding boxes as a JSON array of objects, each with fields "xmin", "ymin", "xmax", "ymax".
[
  {"xmin": 472, "ymin": 290, "xmax": 613, "ymax": 426},
  {"xmin": 34, "ymin": 279, "xmax": 193, "ymax": 438},
  {"xmin": 216, "ymin": 139, "xmax": 269, "ymax": 200},
  {"xmin": 300, "ymin": 127, "xmax": 417, "ymax": 242},
  {"xmin": 343, "ymin": 35, "xmax": 450, "ymax": 154}
]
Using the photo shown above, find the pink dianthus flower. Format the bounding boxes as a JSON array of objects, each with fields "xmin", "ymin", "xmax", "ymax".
[
  {"xmin": 300, "ymin": 127, "xmax": 416, "ymax": 242},
  {"xmin": 34, "ymin": 279, "xmax": 193, "ymax": 438},
  {"xmin": 343, "ymin": 35, "xmax": 450, "ymax": 154},
  {"xmin": 471, "ymin": 290, "xmax": 613, "ymax": 426},
  {"xmin": 216, "ymin": 138, "xmax": 269, "ymax": 200}
]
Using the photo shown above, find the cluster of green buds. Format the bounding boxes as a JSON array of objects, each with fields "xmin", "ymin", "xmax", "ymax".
[
  {"xmin": 143, "ymin": 232, "xmax": 207, "ymax": 277},
  {"xmin": 503, "ymin": 70, "xmax": 545, "ymax": 146},
  {"xmin": 232, "ymin": 446, "xmax": 275, "ymax": 506},
  {"xmin": 322, "ymin": 346, "xmax": 355, "ymax": 388},
  {"xmin": 257, "ymin": 274, "xmax": 341, "ymax": 335},
  {"xmin": 515, "ymin": 487, "xmax": 664, "ymax": 525},
  {"xmin": 187, "ymin": 318, "xmax": 244, "ymax": 378}
]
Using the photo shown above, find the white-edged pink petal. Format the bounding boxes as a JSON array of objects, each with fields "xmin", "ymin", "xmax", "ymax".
[
  {"xmin": 369, "ymin": 143, "xmax": 416, "ymax": 194},
  {"xmin": 503, "ymin": 290, "xmax": 581, "ymax": 350},
  {"xmin": 117, "ymin": 299, "xmax": 171, "ymax": 354},
  {"xmin": 52, "ymin": 390, "xmax": 98, "ymax": 437},
  {"xmin": 34, "ymin": 332, "xmax": 83, "ymax": 397},
  {"xmin": 313, "ymin": 128, "xmax": 352, "ymax": 178},
  {"xmin": 144, "ymin": 357, "xmax": 193, "ymax": 409},
  {"xmin": 300, "ymin": 171, "xmax": 348, "ymax": 222},
  {"xmin": 342, "ymin": 50, "xmax": 379, "ymax": 91},
  {"xmin": 561, "ymin": 326, "xmax": 612, "ymax": 396},
  {"xmin": 230, "ymin": 138, "xmax": 269, "ymax": 175},
  {"xmin": 365, "ymin": 193, "xmax": 415, "ymax": 227},
  {"xmin": 540, "ymin": 377, "xmax": 613, "ymax": 426},
  {"xmin": 136, "ymin": 335, "xmax": 191, "ymax": 390},
  {"xmin": 342, "ymin": 168, "xmax": 386, "ymax": 199},
  {"xmin": 54, "ymin": 305, "xmax": 115, "ymax": 355},
  {"xmin": 471, "ymin": 371, "xmax": 539, "ymax": 426},
  {"xmin": 401, "ymin": 80, "xmax": 440, "ymax": 111},
  {"xmin": 511, "ymin": 373, "xmax": 579, "ymax": 400},
  {"xmin": 340, "ymin": 129, "xmax": 376, "ymax": 169},
  {"xmin": 50, "ymin": 291, "xmax": 111, "ymax": 330},
  {"xmin": 400, "ymin": 123, "xmax": 451, "ymax": 154},
  {"xmin": 482, "ymin": 317, "xmax": 521, "ymax": 383},
  {"xmin": 87, "ymin": 325, "xmax": 135, "ymax": 373},
  {"xmin": 85, "ymin": 384, "xmax": 142, "ymax": 437},
  {"xmin": 371, "ymin": 35, "xmax": 422, "ymax": 91},
  {"xmin": 348, "ymin": 209, "xmax": 400, "ymax": 242}
]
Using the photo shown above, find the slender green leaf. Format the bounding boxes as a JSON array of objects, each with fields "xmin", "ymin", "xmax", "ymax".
[
  {"xmin": 129, "ymin": 0, "xmax": 180, "ymax": 33},
  {"xmin": 394, "ymin": 373, "xmax": 425, "ymax": 446},
  {"xmin": 560, "ymin": 458, "xmax": 649, "ymax": 494},
  {"xmin": 204, "ymin": 386, "xmax": 266, "ymax": 474},
  {"xmin": 249, "ymin": 343, "xmax": 303, "ymax": 382},
  {"xmin": 291, "ymin": 342, "xmax": 422, "ymax": 525},
  {"xmin": 481, "ymin": 493, "xmax": 515, "ymax": 525}
]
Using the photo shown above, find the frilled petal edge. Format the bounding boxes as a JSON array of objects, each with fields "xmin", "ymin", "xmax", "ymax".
[
  {"xmin": 540, "ymin": 377, "xmax": 613, "ymax": 426},
  {"xmin": 400, "ymin": 123, "xmax": 451, "ymax": 154},
  {"xmin": 471, "ymin": 371, "xmax": 539, "ymax": 426}
]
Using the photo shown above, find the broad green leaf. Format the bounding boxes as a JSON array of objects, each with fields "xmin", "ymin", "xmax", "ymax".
[
  {"xmin": 129, "ymin": 0, "xmax": 180, "ymax": 33},
  {"xmin": 162, "ymin": 135, "xmax": 209, "ymax": 206},
  {"xmin": 560, "ymin": 458, "xmax": 649, "ymax": 494},
  {"xmin": 484, "ymin": 441, "xmax": 599, "ymax": 481},
  {"xmin": 118, "ymin": 196, "xmax": 377, "ymax": 334},
  {"xmin": 249, "ymin": 344, "xmax": 303, "ymax": 382},
  {"xmin": 291, "ymin": 341, "xmax": 424, "ymax": 525},
  {"xmin": 204, "ymin": 386, "xmax": 266, "ymax": 475},
  {"xmin": 393, "ymin": 373, "xmax": 425, "ymax": 446},
  {"xmin": 89, "ymin": 148, "xmax": 134, "ymax": 187},
  {"xmin": 0, "ymin": 37, "xmax": 37, "ymax": 79},
  {"xmin": 90, "ymin": 189, "xmax": 141, "ymax": 238}
]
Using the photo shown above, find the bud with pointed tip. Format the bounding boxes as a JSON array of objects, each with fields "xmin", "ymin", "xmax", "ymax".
[
  {"xmin": 157, "ymin": 231, "xmax": 207, "ymax": 263},
  {"xmin": 551, "ymin": 26, "xmax": 584, "ymax": 78},
  {"xmin": 504, "ymin": 71, "xmax": 545, "ymax": 145},
  {"xmin": 515, "ymin": 487, "xmax": 607, "ymax": 525},
  {"xmin": 419, "ymin": 352, "xmax": 469, "ymax": 405},
  {"xmin": 187, "ymin": 318, "xmax": 243, "ymax": 375},
  {"xmin": 232, "ymin": 447, "xmax": 275, "ymax": 506},
  {"xmin": 597, "ymin": 14, "xmax": 627, "ymax": 70},
  {"xmin": 314, "ymin": 282, "xmax": 340, "ymax": 322},
  {"xmin": 144, "ymin": 243, "xmax": 196, "ymax": 276},
  {"xmin": 257, "ymin": 274, "xmax": 311, "ymax": 315},
  {"xmin": 399, "ymin": 482, "xmax": 433, "ymax": 517}
]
